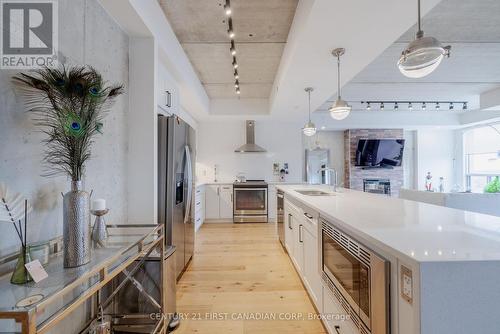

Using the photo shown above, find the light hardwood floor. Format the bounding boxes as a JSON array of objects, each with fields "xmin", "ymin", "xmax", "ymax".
[{"xmin": 175, "ymin": 223, "xmax": 326, "ymax": 334}]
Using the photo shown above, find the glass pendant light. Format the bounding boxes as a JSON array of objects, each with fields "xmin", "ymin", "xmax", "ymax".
[
  {"xmin": 329, "ymin": 48, "xmax": 352, "ymax": 120},
  {"xmin": 302, "ymin": 87, "xmax": 317, "ymax": 136},
  {"xmin": 398, "ymin": 0, "xmax": 451, "ymax": 78}
]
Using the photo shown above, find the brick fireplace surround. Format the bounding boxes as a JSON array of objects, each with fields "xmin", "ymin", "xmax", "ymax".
[{"xmin": 344, "ymin": 129, "xmax": 404, "ymax": 197}]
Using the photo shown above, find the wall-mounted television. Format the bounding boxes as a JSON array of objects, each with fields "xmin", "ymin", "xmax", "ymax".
[{"xmin": 355, "ymin": 139, "xmax": 405, "ymax": 168}]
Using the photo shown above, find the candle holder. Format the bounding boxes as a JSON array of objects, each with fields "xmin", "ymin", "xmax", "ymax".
[{"xmin": 91, "ymin": 209, "xmax": 109, "ymax": 248}]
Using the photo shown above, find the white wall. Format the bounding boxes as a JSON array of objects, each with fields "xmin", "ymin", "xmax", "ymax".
[
  {"xmin": 196, "ymin": 120, "xmax": 304, "ymax": 183},
  {"xmin": 415, "ymin": 129, "xmax": 461, "ymax": 192},
  {"xmin": 0, "ymin": 0, "xmax": 129, "ymax": 257},
  {"xmin": 303, "ymin": 131, "xmax": 345, "ymax": 185}
]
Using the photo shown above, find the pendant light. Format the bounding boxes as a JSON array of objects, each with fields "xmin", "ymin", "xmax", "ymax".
[
  {"xmin": 398, "ymin": 0, "xmax": 451, "ymax": 78},
  {"xmin": 302, "ymin": 87, "xmax": 317, "ymax": 136},
  {"xmin": 329, "ymin": 48, "xmax": 351, "ymax": 120}
]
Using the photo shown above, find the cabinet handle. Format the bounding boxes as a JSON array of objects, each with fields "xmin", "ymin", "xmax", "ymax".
[
  {"xmin": 288, "ymin": 214, "xmax": 292, "ymax": 229},
  {"xmin": 304, "ymin": 212, "xmax": 313, "ymax": 220},
  {"xmin": 299, "ymin": 224, "xmax": 303, "ymax": 243},
  {"xmin": 231, "ymin": 193, "xmax": 233, "ymax": 202},
  {"xmin": 334, "ymin": 325, "xmax": 341, "ymax": 334}
]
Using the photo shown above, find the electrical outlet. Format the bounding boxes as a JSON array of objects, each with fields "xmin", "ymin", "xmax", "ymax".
[{"xmin": 401, "ymin": 265, "xmax": 413, "ymax": 304}]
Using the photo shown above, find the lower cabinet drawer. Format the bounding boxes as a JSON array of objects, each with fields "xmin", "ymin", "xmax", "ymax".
[{"xmin": 322, "ymin": 286, "xmax": 360, "ymax": 334}]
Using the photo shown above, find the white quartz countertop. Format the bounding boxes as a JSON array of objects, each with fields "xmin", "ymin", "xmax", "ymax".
[{"xmin": 276, "ymin": 184, "xmax": 500, "ymax": 263}]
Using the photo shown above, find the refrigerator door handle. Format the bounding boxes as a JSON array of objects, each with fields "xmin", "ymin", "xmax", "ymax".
[{"xmin": 183, "ymin": 145, "xmax": 193, "ymax": 224}]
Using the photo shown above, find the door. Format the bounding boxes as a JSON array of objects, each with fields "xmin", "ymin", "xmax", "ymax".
[
  {"xmin": 169, "ymin": 116, "xmax": 187, "ymax": 279},
  {"xmin": 303, "ymin": 228, "xmax": 321, "ymax": 308},
  {"xmin": 219, "ymin": 185, "xmax": 233, "ymax": 219},
  {"xmin": 205, "ymin": 185, "xmax": 220, "ymax": 219},
  {"xmin": 295, "ymin": 220, "xmax": 304, "ymax": 274}
]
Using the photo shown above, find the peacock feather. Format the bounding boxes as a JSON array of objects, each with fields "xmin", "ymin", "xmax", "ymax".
[{"xmin": 12, "ymin": 66, "xmax": 123, "ymax": 181}]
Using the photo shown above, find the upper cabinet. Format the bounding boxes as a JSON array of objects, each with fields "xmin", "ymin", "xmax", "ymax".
[{"xmin": 157, "ymin": 65, "xmax": 179, "ymax": 115}]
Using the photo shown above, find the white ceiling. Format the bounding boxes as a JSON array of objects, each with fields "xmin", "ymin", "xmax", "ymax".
[
  {"xmin": 318, "ymin": 0, "xmax": 500, "ymax": 114},
  {"xmin": 158, "ymin": 0, "xmax": 298, "ymax": 99}
]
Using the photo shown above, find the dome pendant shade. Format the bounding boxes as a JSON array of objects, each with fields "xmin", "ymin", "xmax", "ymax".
[
  {"xmin": 329, "ymin": 48, "xmax": 351, "ymax": 121},
  {"xmin": 302, "ymin": 87, "xmax": 317, "ymax": 136},
  {"xmin": 398, "ymin": 34, "xmax": 450, "ymax": 78},
  {"xmin": 329, "ymin": 98, "xmax": 351, "ymax": 120},
  {"xmin": 303, "ymin": 121, "xmax": 317, "ymax": 136}
]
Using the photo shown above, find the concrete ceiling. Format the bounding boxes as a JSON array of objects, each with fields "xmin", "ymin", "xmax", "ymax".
[
  {"xmin": 318, "ymin": 0, "xmax": 500, "ymax": 114},
  {"xmin": 158, "ymin": 0, "xmax": 298, "ymax": 99}
]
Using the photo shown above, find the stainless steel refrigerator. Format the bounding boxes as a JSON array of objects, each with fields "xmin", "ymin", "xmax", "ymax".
[{"xmin": 158, "ymin": 115, "xmax": 195, "ymax": 280}]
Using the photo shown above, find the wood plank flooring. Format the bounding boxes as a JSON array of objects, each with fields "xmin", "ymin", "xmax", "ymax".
[{"xmin": 175, "ymin": 223, "xmax": 326, "ymax": 334}]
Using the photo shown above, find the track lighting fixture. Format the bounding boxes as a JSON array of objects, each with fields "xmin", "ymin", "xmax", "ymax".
[
  {"xmin": 329, "ymin": 48, "xmax": 351, "ymax": 120},
  {"xmin": 230, "ymin": 40, "xmax": 236, "ymax": 56},
  {"xmin": 232, "ymin": 58, "xmax": 238, "ymax": 69},
  {"xmin": 236, "ymin": 88, "xmax": 241, "ymax": 95},
  {"xmin": 398, "ymin": 0, "xmax": 451, "ymax": 78},
  {"xmin": 235, "ymin": 81, "xmax": 239, "ymax": 88},
  {"xmin": 362, "ymin": 100, "xmax": 467, "ymax": 111},
  {"xmin": 302, "ymin": 87, "xmax": 317, "ymax": 136},
  {"xmin": 224, "ymin": 1, "xmax": 231, "ymax": 16},
  {"xmin": 234, "ymin": 71, "xmax": 239, "ymax": 80},
  {"xmin": 228, "ymin": 29, "xmax": 235, "ymax": 38}
]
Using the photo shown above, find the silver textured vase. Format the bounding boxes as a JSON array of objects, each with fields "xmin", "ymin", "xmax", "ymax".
[{"xmin": 63, "ymin": 181, "xmax": 91, "ymax": 268}]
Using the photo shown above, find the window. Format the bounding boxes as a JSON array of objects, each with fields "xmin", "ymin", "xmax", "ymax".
[{"xmin": 464, "ymin": 124, "xmax": 500, "ymax": 193}]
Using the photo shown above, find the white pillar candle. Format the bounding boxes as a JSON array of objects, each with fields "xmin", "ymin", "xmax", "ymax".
[{"xmin": 92, "ymin": 199, "xmax": 106, "ymax": 211}]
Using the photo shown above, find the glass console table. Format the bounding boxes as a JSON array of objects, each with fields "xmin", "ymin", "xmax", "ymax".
[{"xmin": 0, "ymin": 225, "xmax": 167, "ymax": 334}]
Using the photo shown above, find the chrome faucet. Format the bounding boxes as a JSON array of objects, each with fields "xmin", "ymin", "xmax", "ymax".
[{"xmin": 318, "ymin": 167, "xmax": 338, "ymax": 192}]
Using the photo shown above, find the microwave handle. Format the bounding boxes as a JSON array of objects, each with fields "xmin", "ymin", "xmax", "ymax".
[{"xmin": 299, "ymin": 224, "xmax": 303, "ymax": 243}]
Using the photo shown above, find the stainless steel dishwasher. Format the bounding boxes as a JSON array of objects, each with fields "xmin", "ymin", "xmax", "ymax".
[{"xmin": 277, "ymin": 190, "xmax": 285, "ymax": 248}]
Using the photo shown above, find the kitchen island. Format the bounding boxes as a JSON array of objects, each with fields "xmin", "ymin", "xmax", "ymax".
[{"xmin": 276, "ymin": 184, "xmax": 500, "ymax": 334}]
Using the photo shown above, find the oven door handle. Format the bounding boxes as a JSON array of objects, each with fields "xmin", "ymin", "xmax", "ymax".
[{"xmin": 299, "ymin": 224, "xmax": 303, "ymax": 243}]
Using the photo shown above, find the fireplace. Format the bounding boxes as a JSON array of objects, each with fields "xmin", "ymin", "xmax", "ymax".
[{"xmin": 363, "ymin": 179, "xmax": 391, "ymax": 195}]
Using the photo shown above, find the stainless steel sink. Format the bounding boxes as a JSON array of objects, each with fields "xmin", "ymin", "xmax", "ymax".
[{"xmin": 295, "ymin": 190, "xmax": 335, "ymax": 196}]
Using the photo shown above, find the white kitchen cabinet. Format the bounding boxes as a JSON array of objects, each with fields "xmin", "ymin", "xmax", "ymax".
[
  {"xmin": 302, "ymin": 227, "xmax": 321, "ymax": 308},
  {"xmin": 219, "ymin": 185, "xmax": 233, "ymax": 219},
  {"xmin": 268, "ymin": 185, "xmax": 277, "ymax": 222},
  {"xmin": 205, "ymin": 185, "xmax": 220, "ymax": 219},
  {"xmin": 194, "ymin": 185, "xmax": 205, "ymax": 231},
  {"xmin": 157, "ymin": 65, "xmax": 178, "ymax": 114},
  {"xmin": 204, "ymin": 184, "xmax": 233, "ymax": 221}
]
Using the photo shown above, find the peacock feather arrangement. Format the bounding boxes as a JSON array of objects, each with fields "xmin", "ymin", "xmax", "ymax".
[{"xmin": 12, "ymin": 66, "xmax": 123, "ymax": 181}]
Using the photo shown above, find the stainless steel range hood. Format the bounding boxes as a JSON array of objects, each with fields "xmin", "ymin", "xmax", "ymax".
[{"xmin": 235, "ymin": 120, "xmax": 267, "ymax": 153}]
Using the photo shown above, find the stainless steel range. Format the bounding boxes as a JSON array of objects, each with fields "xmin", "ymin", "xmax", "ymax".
[{"xmin": 233, "ymin": 180, "xmax": 268, "ymax": 223}]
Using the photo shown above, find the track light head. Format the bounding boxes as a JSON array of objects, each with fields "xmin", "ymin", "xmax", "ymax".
[
  {"xmin": 234, "ymin": 71, "xmax": 239, "ymax": 79},
  {"xmin": 236, "ymin": 88, "xmax": 241, "ymax": 95},
  {"xmin": 408, "ymin": 102, "xmax": 413, "ymax": 110},
  {"xmin": 224, "ymin": 4, "xmax": 231, "ymax": 16},
  {"xmin": 366, "ymin": 102, "xmax": 371, "ymax": 110},
  {"xmin": 463, "ymin": 102, "xmax": 467, "ymax": 110},
  {"xmin": 436, "ymin": 102, "xmax": 440, "ymax": 110},
  {"xmin": 380, "ymin": 102, "xmax": 385, "ymax": 110},
  {"xmin": 422, "ymin": 102, "xmax": 427, "ymax": 110},
  {"xmin": 449, "ymin": 103, "xmax": 454, "ymax": 110},
  {"xmin": 228, "ymin": 29, "xmax": 235, "ymax": 38},
  {"xmin": 394, "ymin": 102, "xmax": 399, "ymax": 110}
]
